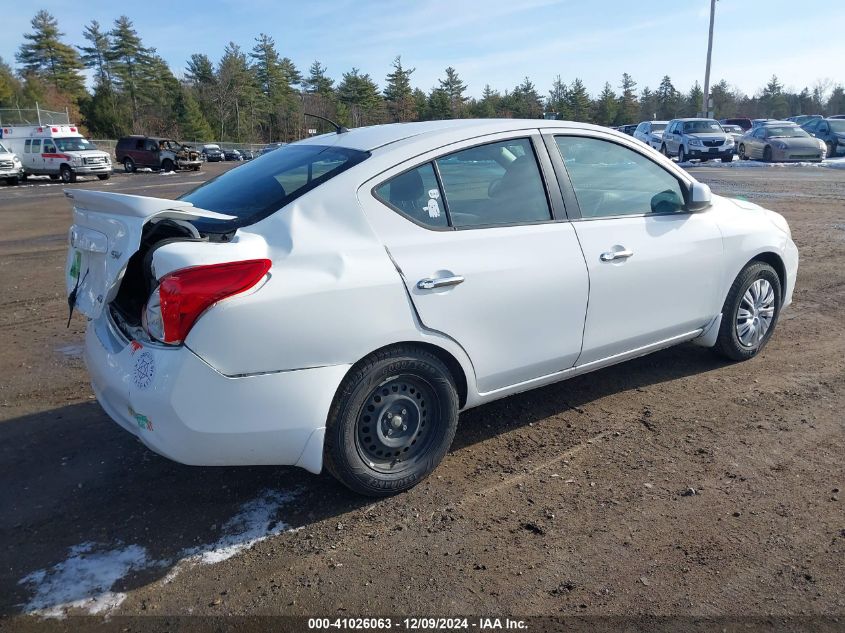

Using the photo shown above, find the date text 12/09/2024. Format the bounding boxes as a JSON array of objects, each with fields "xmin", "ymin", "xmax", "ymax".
[{"xmin": 308, "ymin": 617, "xmax": 528, "ymax": 630}]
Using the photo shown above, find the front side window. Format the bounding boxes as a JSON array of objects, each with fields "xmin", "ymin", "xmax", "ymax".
[
  {"xmin": 43, "ymin": 141, "xmax": 56, "ymax": 153},
  {"xmin": 374, "ymin": 162, "xmax": 447, "ymax": 228},
  {"xmin": 435, "ymin": 138, "xmax": 551, "ymax": 227},
  {"xmin": 182, "ymin": 144, "xmax": 369, "ymax": 231},
  {"xmin": 555, "ymin": 136, "xmax": 686, "ymax": 218},
  {"xmin": 31, "ymin": 139, "xmax": 41, "ymax": 152}
]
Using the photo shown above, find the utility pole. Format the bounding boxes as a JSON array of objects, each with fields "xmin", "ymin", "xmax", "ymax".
[{"xmin": 702, "ymin": 0, "xmax": 716, "ymax": 117}]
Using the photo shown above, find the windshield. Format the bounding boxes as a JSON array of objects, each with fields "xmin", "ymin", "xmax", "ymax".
[
  {"xmin": 766, "ymin": 126, "xmax": 808, "ymax": 138},
  {"xmin": 683, "ymin": 120, "xmax": 723, "ymax": 133},
  {"xmin": 651, "ymin": 123, "xmax": 667, "ymax": 132},
  {"xmin": 182, "ymin": 144, "xmax": 369, "ymax": 231},
  {"xmin": 54, "ymin": 137, "xmax": 96, "ymax": 151},
  {"xmin": 830, "ymin": 120, "xmax": 845, "ymax": 133}
]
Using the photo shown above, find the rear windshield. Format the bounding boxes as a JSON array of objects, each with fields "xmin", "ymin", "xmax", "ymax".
[{"xmin": 181, "ymin": 143, "xmax": 369, "ymax": 231}]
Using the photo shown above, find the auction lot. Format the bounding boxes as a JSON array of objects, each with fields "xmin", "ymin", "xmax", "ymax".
[{"xmin": 1, "ymin": 163, "xmax": 843, "ymax": 622}]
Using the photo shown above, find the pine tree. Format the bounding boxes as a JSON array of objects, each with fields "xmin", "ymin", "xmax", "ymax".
[
  {"xmin": 304, "ymin": 61, "xmax": 334, "ymax": 96},
  {"xmin": 638, "ymin": 86, "xmax": 657, "ymax": 121},
  {"xmin": 427, "ymin": 87, "xmax": 452, "ymax": 120},
  {"xmin": 594, "ymin": 82, "xmax": 617, "ymax": 126},
  {"xmin": 16, "ymin": 10, "xmax": 85, "ymax": 100},
  {"xmin": 384, "ymin": 56, "xmax": 416, "ymax": 122},
  {"xmin": 337, "ymin": 68, "xmax": 384, "ymax": 126},
  {"xmin": 656, "ymin": 75, "xmax": 680, "ymax": 120},
  {"xmin": 709, "ymin": 80, "xmax": 736, "ymax": 118},
  {"xmin": 827, "ymin": 85, "xmax": 845, "ymax": 115},
  {"xmin": 472, "ymin": 84, "xmax": 500, "ymax": 118},
  {"xmin": 108, "ymin": 16, "xmax": 153, "ymax": 126},
  {"xmin": 412, "ymin": 88, "xmax": 429, "ymax": 120},
  {"xmin": 760, "ymin": 75, "xmax": 788, "ymax": 118},
  {"xmin": 686, "ymin": 81, "xmax": 704, "ymax": 117},
  {"xmin": 546, "ymin": 75, "xmax": 570, "ymax": 120},
  {"xmin": 567, "ymin": 78, "xmax": 591, "ymax": 122},
  {"xmin": 174, "ymin": 87, "xmax": 212, "ymax": 141},
  {"xmin": 616, "ymin": 72, "xmax": 638, "ymax": 124},
  {"xmin": 0, "ymin": 57, "xmax": 20, "ymax": 106},
  {"xmin": 508, "ymin": 77, "xmax": 543, "ymax": 119},
  {"xmin": 438, "ymin": 67, "xmax": 467, "ymax": 117},
  {"xmin": 78, "ymin": 21, "xmax": 113, "ymax": 89}
]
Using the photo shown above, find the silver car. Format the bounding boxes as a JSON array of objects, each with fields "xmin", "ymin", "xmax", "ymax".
[
  {"xmin": 633, "ymin": 120, "xmax": 669, "ymax": 150},
  {"xmin": 661, "ymin": 118, "xmax": 734, "ymax": 163},
  {"xmin": 722, "ymin": 124, "xmax": 745, "ymax": 145},
  {"xmin": 737, "ymin": 122, "xmax": 825, "ymax": 162}
]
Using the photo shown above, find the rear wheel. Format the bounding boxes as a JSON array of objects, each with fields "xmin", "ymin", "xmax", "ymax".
[
  {"xmin": 161, "ymin": 158, "xmax": 175, "ymax": 172},
  {"xmin": 713, "ymin": 261, "xmax": 782, "ymax": 362},
  {"xmin": 60, "ymin": 164, "xmax": 76, "ymax": 183},
  {"xmin": 324, "ymin": 346, "xmax": 459, "ymax": 497},
  {"xmin": 123, "ymin": 157, "xmax": 135, "ymax": 173},
  {"xmin": 763, "ymin": 146, "xmax": 773, "ymax": 162}
]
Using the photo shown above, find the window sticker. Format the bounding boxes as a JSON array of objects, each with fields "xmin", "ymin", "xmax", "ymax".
[
  {"xmin": 423, "ymin": 198, "xmax": 441, "ymax": 218},
  {"xmin": 428, "ymin": 188, "xmax": 440, "ymax": 200}
]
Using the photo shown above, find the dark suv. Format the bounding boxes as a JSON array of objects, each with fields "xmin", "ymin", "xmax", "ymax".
[
  {"xmin": 115, "ymin": 136, "xmax": 202, "ymax": 173},
  {"xmin": 801, "ymin": 118, "xmax": 845, "ymax": 158}
]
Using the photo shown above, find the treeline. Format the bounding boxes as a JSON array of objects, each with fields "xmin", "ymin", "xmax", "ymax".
[{"xmin": 2, "ymin": 10, "xmax": 844, "ymax": 142}]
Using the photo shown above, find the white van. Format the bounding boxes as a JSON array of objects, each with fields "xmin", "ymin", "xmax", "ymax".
[{"xmin": 0, "ymin": 124, "xmax": 112, "ymax": 182}]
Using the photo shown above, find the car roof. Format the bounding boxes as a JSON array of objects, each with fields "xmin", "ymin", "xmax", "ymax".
[
  {"xmin": 675, "ymin": 118, "xmax": 718, "ymax": 123},
  {"xmin": 294, "ymin": 119, "xmax": 622, "ymax": 152}
]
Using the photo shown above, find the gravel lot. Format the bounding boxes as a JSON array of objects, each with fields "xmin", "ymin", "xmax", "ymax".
[{"xmin": 1, "ymin": 162, "xmax": 843, "ymax": 626}]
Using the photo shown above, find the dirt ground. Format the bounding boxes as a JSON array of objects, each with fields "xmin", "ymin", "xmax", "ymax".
[{"xmin": 0, "ymin": 162, "xmax": 843, "ymax": 628}]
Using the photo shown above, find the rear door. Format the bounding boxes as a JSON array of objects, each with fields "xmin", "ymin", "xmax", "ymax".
[
  {"xmin": 546, "ymin": 131, "xmax": 723, "ymax": 364},
  {"xmin": 359, "ymin": 133, "xmax": 589, "ymax": 394}
]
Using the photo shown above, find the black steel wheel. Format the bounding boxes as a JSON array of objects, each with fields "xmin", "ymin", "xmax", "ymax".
[{"xmin": 324, "ymin": 346, "xmax": 459, "ymax": 496}]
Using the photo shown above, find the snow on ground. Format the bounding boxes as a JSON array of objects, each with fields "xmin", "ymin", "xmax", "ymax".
[
  {"xmin": 18, "ymin": 543, "xmax": 149, "ymax": 618},
  {"xmin": 17, "ymin": 489, "xmax": 297, "ymax": 618},
  {"xmin": 679, "ymin": 156, "xmax": 845, "ymax": 170}
]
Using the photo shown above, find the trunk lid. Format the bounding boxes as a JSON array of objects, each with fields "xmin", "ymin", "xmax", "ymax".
[{"xmin": 65, "ymin": 190, "xmax": 234, "ymax": 319}]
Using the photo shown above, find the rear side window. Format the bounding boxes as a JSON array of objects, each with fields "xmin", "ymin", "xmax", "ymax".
[
  {"xmin": 24, "ymin": 140, "xmax": 31, "ymax": 153},
  {"xmin": 374, "ymin": 163, "xmax": 448, "ymax": 228},
  {"xmin": 31, "ymin": 139, "xmax": 41, "ymax": 152},
  {"xmin": 436, "ymin": 138, "xmax": 551, "ymax": 227},
  {"xmin": 182, "ymin": 144, "xmax": 369, "ymax": 231}
]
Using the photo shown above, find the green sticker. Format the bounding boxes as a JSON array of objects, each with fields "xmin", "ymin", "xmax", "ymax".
[{"xmin": 70, "ymin": 251, "xmax": 81, "ymax": 280}]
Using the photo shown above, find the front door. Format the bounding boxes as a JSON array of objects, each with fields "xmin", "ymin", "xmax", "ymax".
[
  {"xmin": 360, "ymin": 135, "xmax": 589, "ymax": 394},
  {"xmin": 549, "ymin": 132, "xmax": 724, "ymax": 365}
]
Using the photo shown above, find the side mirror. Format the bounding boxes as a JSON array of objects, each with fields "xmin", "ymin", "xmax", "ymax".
[{"xmin": 688, "ymin": 182, "xmax": 712, "ymax": 211}]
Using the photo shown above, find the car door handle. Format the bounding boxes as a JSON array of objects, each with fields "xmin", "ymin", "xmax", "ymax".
[
  {"xmin": 417, "ymin": 275, "xmax": 465, "ymax": 290},
  {"xmin": 600, "ymin": 249, "xmax": 634, "ymax": 262}
]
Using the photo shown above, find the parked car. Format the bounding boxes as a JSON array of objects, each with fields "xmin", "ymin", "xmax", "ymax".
[
  {"xmin": 240, "ymin": 149, "xmax": 255, "ymax": 160},
  {"xmin": 738, "ymin": 122, "xmax": 825, "ymax": 162},
  {"xmin": 722, "ymin": 124, "xmax": 745, "ymax": 145},
  {"xmin": 801, "ymin": 117, "xmax": 845, "ymax": 158},
  {"xmin": 829, "ymin": 115, "xmax": 845, "ymax": 119},
  {"xmin": 0, "ymin": 141, "xmax": 24, "ymax": 185},
  {"xmin": 618, "ymin": 124, "xmax": 638, "ymax": 136},
  {"xmin": 223, "ymin": 148, "xmax": 243, "ymax": 161},
  {"xmin": 750, "ymin": 118, "xmax": 779, "ymax": 130},
  {"xmin": 201, "ymin": 144, "xmax": 224, "ymax": 162},
  {"xmin": 633, "ymin": 120, "xmax": 669, "ymax": 150},
  {"xmin": 116, "ymin": 136, "xmax": 202, "ymax": 173},
  {"xmin": 661, "ymin": 118, "xmax": 734, "ymax": 163},
  {"xmin": 65, "ymin": 119, "xmax": 798, "ymax": 496},
  {"xmin": 786, "ymin": 114, "xmax": 822, "ymax": 126},
  {"xmin": 260, "ymin": 142, "xmax": 285, "ymax": 155},
  {"xmin": 719, "ymin": 117, "xmax": 753, "ymax": 131}
]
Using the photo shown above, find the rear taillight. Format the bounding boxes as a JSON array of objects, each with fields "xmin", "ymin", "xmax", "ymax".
[{"xmin": 143, "ymin": 259, "xmax": 271, "ymax": 344}]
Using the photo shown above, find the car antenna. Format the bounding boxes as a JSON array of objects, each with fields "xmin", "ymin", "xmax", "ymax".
[{"xmin": 304, "ymin": 112, "xmax": 348, "ymax": 134}]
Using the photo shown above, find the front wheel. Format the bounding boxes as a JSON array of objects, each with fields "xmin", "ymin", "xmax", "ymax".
[
  {"xmin": 324, "ymin": 346, "xmax": 459, "ymax": 497},
  {"xmin": 738, "ymin": 144, "xmax": 748, "ymax": 160},
  {"xmin": 721, "ymin": 155, "xmax": 733, "ymax": 163},
  {"xmin": 60, "ymin": 164, "xmax": 76, "ymax": 183},
  {"xmin": 123, "ymin": 158, "xmax": 136, "ymax": 173},
  {"xmin": 161, "ymin": 159, "xmax": 174, "ymax": 172},
  {"xmin": 678, "ymin": 146, "xmax": 686, "ymax": 163},
  {"xmin": 5, "ymin": 177, "xmax": 19, "ymax": 186},
  {"xmin": 713, "ymin": 261, "xmax": 782, "ymax": 361},
  {"xmin": 97, "ymin": 173, "xmax": 111, "ymax": 180},
  {"xmin": 826, "ymin": 142, "xmax": 835, "ymax": 159}
]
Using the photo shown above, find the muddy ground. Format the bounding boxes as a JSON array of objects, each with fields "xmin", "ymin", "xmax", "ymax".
[{"xmin": 0, "ymin": 162, "xmax": 843, "ymax": 627}]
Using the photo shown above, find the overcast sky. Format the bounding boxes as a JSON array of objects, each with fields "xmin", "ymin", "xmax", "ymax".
[{"xmin": 3, "ymin": 0, "xmax": 844, "ymax": 98}]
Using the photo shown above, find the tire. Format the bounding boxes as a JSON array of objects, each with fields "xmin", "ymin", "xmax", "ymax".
[
  {"xmin": 721, "ymin": 155, "xmax": 733, "ymax": 163},
  {"xmin": 763, "ymin": 146, "xmax": 772, "ymax": 162},
  {"xmin": 5, "ymin": 177, "xmax": 19, "ymax": 186},
  {"xmin": 660, "ymin": 143, "xmax": 668, "ymax": 157},
  {"xmin": 161, "ymin": 159, "xmax": 174, "ymax": 172},
  {"xmin": 826, "ymin": 142, "xmax": 835, "ymax": 159},
  {"xmin": 738, "ymin": 144, "xmax": 748, "ymax": 160},
  {"xmin": 713, "ymin": 261, "xmax": 782, "ymax": 362},
  {"xmin": 324, "ymin": 346, "xmax": 459, "ymax": 497},
  {"xmin": 97, "ymin": 173, "xmax": 111, "ymax": 180},
  {"xmin": 123, "ymin": 158, "xmax": 136, "ymax": 173},
  {"xmin": 678, "ymin": 146, "xmax": 686, "ymax": 163},
  {"xmin": 192, "ymin": 165, "xmax": 200, "ymax": 171},
  {"xmin": 60, "ymin": 164, "xmax": 76, "ymax": 183}
]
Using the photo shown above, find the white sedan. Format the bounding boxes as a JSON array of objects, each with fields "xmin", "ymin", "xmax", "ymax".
[{"xmin": 65, "ymin": 119, "xmax": 798, "ymax": 496}]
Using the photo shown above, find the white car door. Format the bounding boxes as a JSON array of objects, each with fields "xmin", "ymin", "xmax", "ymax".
[
  {"xmin": 547, "ymin": 132, "xmax": 724, "ymax": 365},
  {"xmin": 359, "ymin": 134, "xmax": 589, "ymax": 394}
]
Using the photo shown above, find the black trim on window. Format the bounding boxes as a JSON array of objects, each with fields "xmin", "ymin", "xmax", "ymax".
[{"xmin": 372, "ymin": 161, "xmax": 454, "ymax": 232}]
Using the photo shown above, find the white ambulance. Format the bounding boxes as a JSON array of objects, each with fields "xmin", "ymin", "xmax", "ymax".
[{"xmin": 0, "ymin": 124, "xmax": 112, "ymax": 182}]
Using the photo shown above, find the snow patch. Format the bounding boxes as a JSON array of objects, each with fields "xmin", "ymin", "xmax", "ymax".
[
  {"xmin": 17, "ymin": 489, "xmax": 297, "ymax": 618},
  {"xmin": 18, "ymin": 543, "xmax": 149, "ymax": 619},
  {"xmin": 680, "ymin": 156, "xmax": 845, "ymax": 170}
]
